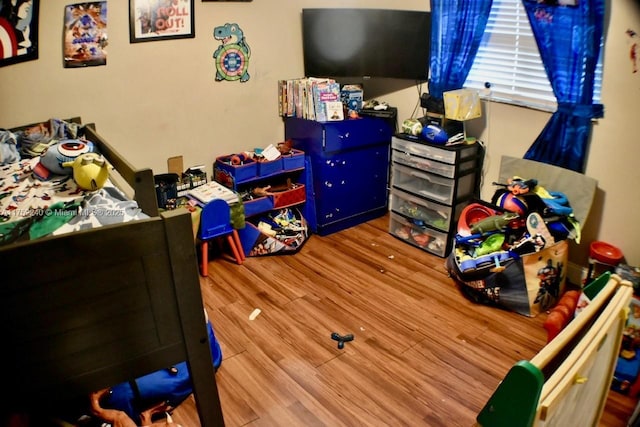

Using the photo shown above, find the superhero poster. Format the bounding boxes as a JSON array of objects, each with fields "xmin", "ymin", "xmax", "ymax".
[
  {"xmin": 63, "ymin": 2, "xmax": 108, "ymax": 68},
  {"xmin": 0, "ymin": 0, "xmax": 39, "ymax": 67},
  {"xmin": 129, "ymin": 0, "xmax": 194, "ymax": 43}
]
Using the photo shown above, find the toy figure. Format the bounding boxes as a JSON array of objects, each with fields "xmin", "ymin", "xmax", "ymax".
[
  {"xmin": 534, "ymin": 259, "xmax": 562, "ymax": 309},
  {"xmin": 63, "ymin": 152, "xmax": 110, "ymax": 191},
  {"xmin": 492, "ymin": 176, "xmax": 538, "ymax": 195},
  {"xmin": 469, "ymin": 212, "xmax": 519, "ymax": 235}
]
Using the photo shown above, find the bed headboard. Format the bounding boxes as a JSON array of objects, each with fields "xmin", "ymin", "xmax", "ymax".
[
  {"xmin": 83, "ymin": 123, "xmax": 159, "ymax": 217},
  {"xmin": 1, "ymin": 209, "xmax": 223, "ymax": 424},
  {"xmin": 8, "ymin": 117, "xmax": 159, "ymax": 217}
]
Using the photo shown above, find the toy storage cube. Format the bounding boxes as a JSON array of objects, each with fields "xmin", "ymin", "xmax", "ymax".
[
  {"xmin": 214, "ymin": 155, "xmax": 257, "ymax": 187},
  {"xmin": 257, "ymin": 158, "xmax": 282, "ymax": 177},
  {"xmin": 243, "ymin": 196, "xmax": 274, "ymax": 217},
  {"xmin": 282, "ymin": 149, "xmax": 305, "ymax": 171},
  {"xmin": 268, "ymin": 184, "xmax": 306, "ymax": 209}
]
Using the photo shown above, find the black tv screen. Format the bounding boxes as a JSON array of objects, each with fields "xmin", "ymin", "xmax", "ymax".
[{"xmin": 302, "ymin": 8, "xmax": 431, "ymax": 81}]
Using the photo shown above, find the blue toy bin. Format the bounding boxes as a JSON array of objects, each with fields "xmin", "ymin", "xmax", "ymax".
[
  {"xmin": 257, "ymin": 157, "xmax": 283, "ymax": 177},
  {"xmin": 282, "ymin": 148, "xmax": 305, "ymax": 171},
  {"xmin": 215, "ymin": 154, "xmax": 258, "ymax": 185}
]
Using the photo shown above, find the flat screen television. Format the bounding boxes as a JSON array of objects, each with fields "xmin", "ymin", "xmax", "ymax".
[{"xmin": 302, "ymin": 8, "xmax": 431, "ymax": 81}]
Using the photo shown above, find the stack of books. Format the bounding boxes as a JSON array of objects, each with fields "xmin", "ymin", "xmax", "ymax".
[
  {"xmin": 187, "ymin": 180, "xmax": 238, "ymax": 206},
  {"xmin": 278, "ymin": 77, "xmax": 344, "ymax": 122}
]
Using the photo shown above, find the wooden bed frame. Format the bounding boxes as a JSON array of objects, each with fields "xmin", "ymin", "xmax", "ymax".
[
  {"xmin": 0, "ymin": 118, "xmax": 225, "ymax": 426},
  {"xmin": 476, "ymin": 272, "xmax": 633, "ymax": 426}
]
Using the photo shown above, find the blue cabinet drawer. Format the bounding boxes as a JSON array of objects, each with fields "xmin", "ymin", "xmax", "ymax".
[
  {"xmin": 323, "ymin": 119, "xmax": 392, "ymax": 152},
  {"xmin": 311, "ymin": 145, "xmax": 389, "ymax": 224}
]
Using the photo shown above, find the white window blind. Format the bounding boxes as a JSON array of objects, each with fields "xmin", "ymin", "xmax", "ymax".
[{"xmin": 465, "ymin": 0, "xmax": 602, "ymax": 112}]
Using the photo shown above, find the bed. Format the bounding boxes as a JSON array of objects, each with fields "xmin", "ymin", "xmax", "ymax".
[
  {"xmin": 0, "ymin": 118, "xmax": 225, "ymax": 426},
  {"xmin": 476, "ymin": 272, "xmax": 633, "ymax": 426}
]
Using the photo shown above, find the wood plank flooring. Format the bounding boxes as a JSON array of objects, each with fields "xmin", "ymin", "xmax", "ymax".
[{"xmin": 174, "ymin": 214, "xmax": 636, "ymax": 426}]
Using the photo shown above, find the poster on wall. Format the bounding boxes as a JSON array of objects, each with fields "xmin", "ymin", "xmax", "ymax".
[
  {"xmin": 129, "ymin": 0, "xmax": 194, "ymax": 43},
  {"xmin": 0, "ymin": 0, "xmax": 39, "ymax": 67},
  {"xmin": 63, "ymin": 2, "xmax": 108, "ymax": 68},
  {"xmin": 213, "ymin": 22, "xmax": 250, "ymax": 82}
]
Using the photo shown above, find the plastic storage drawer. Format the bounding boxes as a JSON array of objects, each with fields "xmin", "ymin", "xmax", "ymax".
[
  {"xmin": 389, "ymin": 188, "xmax": 466, "ymax": 233},
  {"xmin": 388, "ymin": 212, "xmax": 448, "ymax": 257},
  {"xmin": 391, "ymin": 136, "xmax": 478, "ymax": 164},
  {"xmin": 391, "ymin": 163, "xmax": 476, "ymax": 205},
  {"xmin": 391, "ymin": 149, "xmax": 477, "ymax": 178}
]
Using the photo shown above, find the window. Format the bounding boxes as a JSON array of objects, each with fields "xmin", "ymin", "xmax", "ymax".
[{"xmin": 464, "ymin": 0, "xmax": 602, "ymax": 112}]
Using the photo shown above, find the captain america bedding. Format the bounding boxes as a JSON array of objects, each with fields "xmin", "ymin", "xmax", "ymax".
[{"xmin": 0, "ymin": 119, "xmax": 147, "ymax": 246}]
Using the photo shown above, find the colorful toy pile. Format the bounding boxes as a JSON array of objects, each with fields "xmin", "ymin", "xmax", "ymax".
[{"xmin": 453, "ymin": 176, "xmax": 580, "ymax": 276}]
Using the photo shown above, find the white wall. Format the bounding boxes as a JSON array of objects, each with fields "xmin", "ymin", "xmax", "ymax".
[{"xmin": 1, "ymin": 0, "xmax": 639, "ymax": 270}]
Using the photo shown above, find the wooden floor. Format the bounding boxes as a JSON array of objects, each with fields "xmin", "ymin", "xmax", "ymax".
[{"xmin": 173, "ymin": 214, "xmax": 637, "ymax": 427}]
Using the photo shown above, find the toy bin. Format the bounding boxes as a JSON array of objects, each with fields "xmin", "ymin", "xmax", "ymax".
[
  {"xmin": 446, "ymin": 238, "xmax": 570, "ymax": 317},
  {"xmin": 242, "ymin": 208, "xmax": 309, "ymax": 256},
  {"xmin": 281, "ymin": 149, "xmax": 305, "ymax": 171},
  {"xmin": 242, "ymin": 196, "xmax": 274, "ymax": 217},
  {"xmin": 257, "ymin": 158, "xmax": 283, "ymax": 177},
  {"xmin": 214, "ymin": 155, "xmax": 257, "ymax": 187},
  {"xmin": 267, "ymin": 184, "xmax": 306, "ymax": 209},
  {"xmin": 445, "ymin": 155, "xmax": 598, "ymax": 317}
]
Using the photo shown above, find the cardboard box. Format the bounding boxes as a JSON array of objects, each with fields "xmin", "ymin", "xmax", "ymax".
[{"xmin": 443, "ymin": 88, "xmax": 482, "ymax": 121}]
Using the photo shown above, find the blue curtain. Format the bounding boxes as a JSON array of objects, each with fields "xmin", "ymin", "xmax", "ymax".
[
  {"xmin": 428, "ymin": 0, "xmax": 493, "ymax": 99},
  {"xmin": 522, "ymin": 0, "xmax": 605, "ymax": 173}
]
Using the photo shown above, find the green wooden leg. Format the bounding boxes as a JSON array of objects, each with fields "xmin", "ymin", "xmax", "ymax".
[{"xmin": 477, "ymin": 360, "xmax": 544, "ymax": 427}]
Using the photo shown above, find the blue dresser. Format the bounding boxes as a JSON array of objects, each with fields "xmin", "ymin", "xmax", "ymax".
[{"xmin": 284, "ymin": 117, "xmax": 392, "ymax": 236}]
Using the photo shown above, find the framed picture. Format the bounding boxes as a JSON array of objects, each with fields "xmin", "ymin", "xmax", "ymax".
[
  {"xmin": 0, "ymin": 0, "xmax": 39, "ymax": 67},
  {"xmin": 129, "ymin": 0, "xmax": 194, "ymax": 43},
  {"xmin": 63, "ymin": 2, "xmax": 108, "ymax": 68}
]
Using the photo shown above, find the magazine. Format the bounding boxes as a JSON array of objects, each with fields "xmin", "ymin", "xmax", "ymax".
[{"xmin": 187, "ymin": 181, "xmax": 237, "ymax": 205}]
